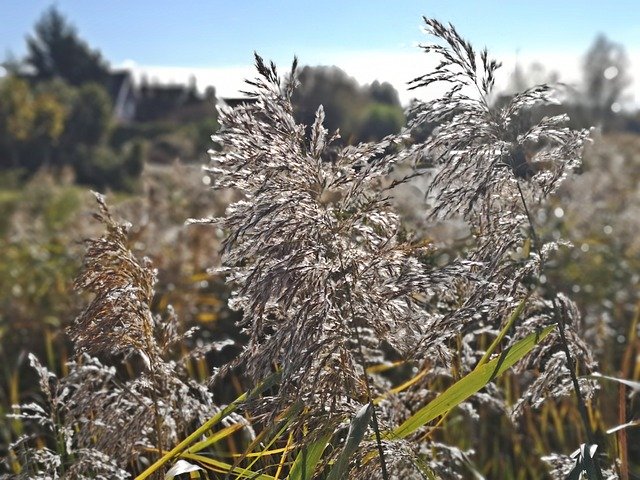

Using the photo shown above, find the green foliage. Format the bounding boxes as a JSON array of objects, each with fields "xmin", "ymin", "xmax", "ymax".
[
  {"xmin": 32, "ymin": 91, "xmax": 67, "ymax": 145},
  {"xmin": 71, "ymin": 141, "xmax": 144, "ymax": 192},
  {"xmin": 192, "ymin": 116, "xmax": 221, "ymax": 155},
  {"xmin": 0, "ymin": 8, "xmax": 149, "ymax": 191},
  {"xmin": 288, "ymin": 435, "xmax": 331, "ymax": 480},
  {"xmin": 326, "ymin": 403, "xmax": 372, "ymax": 480},
  {"xmin": 0, "ymin": 177, "xmax": 84, "ymax": 375},
  {"xmin": 121, "ymin": 140, "xmax": 146, "ymax": 179},
  {"xmin": 392, "ymin": 325, "xmax": 555, "ymax": 439},
  {"xmin": 0, "ymin": 76, "xmax": 67, "ymax": 170},
  {"xmin": 111, "ymin": 118, "xmax": 219, "ymax": 166},
  {"xmin": 0, "ymin": 75, "xmax": 144, "ymax": 190},
  {"xmin": 64, "ymin": 82, "xmax": 113, "ymax": 146},
  {"xmin": 356, "ymin": 102, "xmax": 405, "ymax": 142},
  {"xmin": 0, "ymin": 77, "xmax": 35, "ymax": 143},
  {"xmin": 292, "ymin": 65, "xmax": 404, "ymax": 143},
  {"xmin": 110, "ymin": 122, "xmax": 175, "ymax": 150}
]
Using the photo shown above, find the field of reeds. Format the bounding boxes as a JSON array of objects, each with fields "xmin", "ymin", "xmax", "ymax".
[{"xmin": 1, "ymin": 17, "xmax": 639, "ymax": 480}]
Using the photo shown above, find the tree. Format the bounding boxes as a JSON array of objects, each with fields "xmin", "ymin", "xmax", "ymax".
[
  {"xmin": 30, "ymin": 90, "xmax": 67, "ymax": 167},
  {"xmin": 356, "ymin": 102, "xmax": 405, "ymax": 141},
  {"xmin": 504, "ymin": 62, "xmax": 559, "ymax": 95},
  {"xmin": 64, "ymin": 83, "xmax": 112, "ymax": 146},
  {"xmin": 368, "ymin": 80, "xmax": 400, "ymax": 106},
  {"xmin": 26, "ymin": 7, "xmax": 109, "ymax": 86},
  {"xmin": 0, "ymin": 77, "xmax": 34, "ymax": 167},
  {"xmin": 293, "ymin": 65, "xmax": 366, "ymax": 141},
  {"xmin": 0, "ymin": 76, "xmax": 66, "ymax": 169},
  {"xmin": 582, "ymin": 34, "xmax": 631, "ymax": 128},
  {"xmin": 292, "ymin": 66, "xmax": 404, "ymax": 143},
  {"xmin": 0, "ymin": 77, "xmax": 34, "ymax": 143}
]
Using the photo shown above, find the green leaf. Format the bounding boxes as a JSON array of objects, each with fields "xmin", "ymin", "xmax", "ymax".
[
  {"xmin": 391, "ymin": 325, "xmax": 555, "ymax": 439},
  {"xmin": 288, "ymin": 434, "xmax": 331, "ymax": 480},
  {"xmin": 232, "ymin": 401, "xmax": 303, "ymax": 480},
  {"xmin": 477, "ymin": 296, "xmax": 529, "ymax": 368},
  {"xmin": 326, "ymin": 403, "xmax": 373, "ymax": 480},
  {"xmin": 186, "ymin": 423, "xmax": 244, "ymax": 454},
  {"xmin": 135, "ymin": 371, "xmax": 282, "ymax": 480}
]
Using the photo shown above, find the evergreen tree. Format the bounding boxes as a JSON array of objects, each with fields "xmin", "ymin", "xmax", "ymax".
[{"xmin": 26, "ymin": 7, "xmax": 109, "ymax": 86}]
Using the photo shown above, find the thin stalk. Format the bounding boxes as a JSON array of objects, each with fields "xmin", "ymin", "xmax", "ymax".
[
  {"xmin": 517, "ymin": 180, "xmax": 604, "ymax": 480},
  {"xmin": 554, "ymin": 302, "xmax": 604, "ymax": 480},
  {"xmin": 338, "ymin": 252, "xmax": 390, "ymax": 480},
  {"xmin": 136, "ymin": 388, "xmax": 252, "ymax": 480},
  {"xmin": 142, "ymin": 313, "xmax": 164, "ymax": 466},
  {"xmin": 617, "ymin": 302, "xmax": 638, "ymax": 480},
  {"xmin": 515, "ymin": 181, "xmax": 540, "ymax": 251},
  {"xmin": 617, "ymin": 384, "xmax": 628, "ymax": 480}
]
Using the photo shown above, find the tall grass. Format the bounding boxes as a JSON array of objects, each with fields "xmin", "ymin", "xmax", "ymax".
[{"xmin": 4, "ymin": 16, "xmax": 637, "ymax": 480}]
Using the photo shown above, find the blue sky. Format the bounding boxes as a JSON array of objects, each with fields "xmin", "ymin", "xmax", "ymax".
[{"xmin": 2, "ymin": 1, "xmax": 639, "ymax": 103}]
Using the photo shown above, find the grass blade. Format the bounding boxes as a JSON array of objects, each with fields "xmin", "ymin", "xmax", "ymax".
[
  {"xmin": 232, "ymin": 402, "xmax": 303, "ymax": 480},
  {"xmin": 477, "ymin": 296, "xmax": 529, "ymax": 368},
  {"xmin": 326, "ymin": 403, "xmax": 373, "ymax": 480},
  {"xmin": 135, "ymin": 371, "xmax": 281, "ymax": 480},
  {"xmin": 391, "ymin": 325, "xmax": 555, "ymax": 439},
  {"xmin": 288, "ymin": 434, "xmax": 331, "ymax": 480},
  {"xmin": 186, "ymin": 423, "xmax": 245, "ymax": 454},
  {"xmin": 180, "ymin": 453, "xmax": 276, "ymax": 479}
]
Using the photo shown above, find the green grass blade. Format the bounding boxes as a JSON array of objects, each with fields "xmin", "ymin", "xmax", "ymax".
[
  {"xmin": 325, "ymin": 403, "xmax": 372, "ymax": 480},
  {"xmin": 135, "ymin": 371, "xmax": 282, "ymax": 480},
  {"xmin": 186, "ymin": 423, "xmax": 245, "ymax": 454},
  {"xmin": 391, "ymin": 325, "xmax": 555, "ymax": 439},
  {"xmin": 233, "ymin": 402, "xmax": 303, "ymax": 480},
  {"xmin": 477, "ymin": 295, "xmax": 529, "ymax": 368},
  {"xmin": 288, "ymin": 434, "xmax": 331, "ymax": 480}
]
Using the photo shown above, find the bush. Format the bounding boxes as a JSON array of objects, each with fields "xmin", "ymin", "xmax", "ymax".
[
  {"xmin": 71, "ymin": 140, "xmax": 145, "ymax": 192},
  {"xmin": 63, "ymin": 82, "xmax": 112, "ymax": 146},
  {"xmin": 356, "ymin": 102, "xmax": 405, "ymax": 141}
]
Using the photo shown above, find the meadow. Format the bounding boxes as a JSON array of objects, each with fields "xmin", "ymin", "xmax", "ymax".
[{"xmin": 1, "ymin": 17, "xmax": 639, "ymax": 480}]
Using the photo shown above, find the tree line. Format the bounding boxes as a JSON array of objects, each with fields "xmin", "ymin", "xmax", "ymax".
[{"xmin": 1, "ymin": 7, "xmax": 637, "ymax": 191}]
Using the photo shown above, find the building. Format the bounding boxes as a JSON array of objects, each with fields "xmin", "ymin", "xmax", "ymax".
[{"xmin": 106, "ymin": 70, "xmax": 138, "ymax": 122}]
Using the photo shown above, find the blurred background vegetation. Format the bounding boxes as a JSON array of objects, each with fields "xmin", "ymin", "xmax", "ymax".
[{"xmin": 0, "ymin": 6, "xmax": 638, "ymax": 478}]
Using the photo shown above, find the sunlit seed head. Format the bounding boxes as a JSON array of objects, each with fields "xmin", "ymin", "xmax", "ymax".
[{"xmin": 603, "ymin": 66, "xmax": 619, "ymax": 80}]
